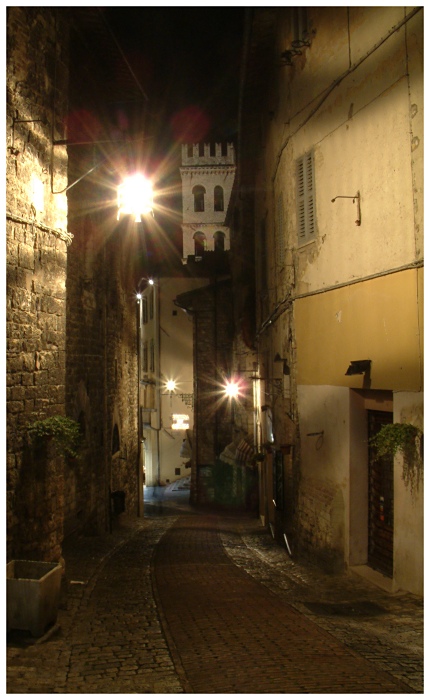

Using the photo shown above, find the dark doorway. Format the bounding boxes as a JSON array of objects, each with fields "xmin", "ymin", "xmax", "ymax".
[{"xmin": 367, "ymin": 410, "xmax": 394, "ymax": 576}]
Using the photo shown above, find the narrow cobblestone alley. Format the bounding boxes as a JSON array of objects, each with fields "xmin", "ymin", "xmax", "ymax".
[{"xmin": 7, "ymin": 498, "xmax": 423, "ymax": 694}]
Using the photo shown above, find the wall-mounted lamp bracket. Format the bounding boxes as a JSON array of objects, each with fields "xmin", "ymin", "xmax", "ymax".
[
  {"xmin": 331, "ymin": 191, "xmax": 361, "ymax": 226},
  {"xmin": 345, "ymin": 359, "xmax": 371, "ymax": 376}
]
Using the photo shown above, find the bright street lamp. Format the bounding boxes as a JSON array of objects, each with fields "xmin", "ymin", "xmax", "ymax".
[
  {"xmin": 224, "ymin": 379, "xmax": 240, "ymax": 400},
  {"xmin": 117, "ymin": 173, "xmax": 154, "ymax": 222}
]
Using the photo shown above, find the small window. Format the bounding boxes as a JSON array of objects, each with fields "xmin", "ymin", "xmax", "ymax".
[
  {"xmin": 194, "ymin": 231, "xmax": 206, "ymax": 256},
  {"xmin": 150, "ymin": 339, "xmax": 155, "ymax": 372},
  {"xmin": 193, "ymin": 185, "xmax": 205, "ymax": 212},
  {"xmin": 214, "ymin": 231, "xmax": 225, "ymax": 252},
  {"xmin": 142, "ymin": 297, "xmax": 148, "ymax": 324},
  {"xmin": 187, "ymin": 144, "xmax": 193, "ymax": 158},
  {"xmin": 199, "ymin": 143, "xmax": 204, "ymax": 157},
  {"xmin": 296, "ymin": 150, "xmax": 316, "ymax": 245},
  {"xmin": 214, "ymin": 186, "xmax": 224, "ymax": 212},
  {"xmin": 112, "ymin": 424, "xmax": 120, "ymax": 455},
  {"xmin": 149, "ymin": 287, "xmax": 154, "ymax": 319},
  {"xmin": 143, "ymin": 341, "xmax": 148, "ymax": 373}
]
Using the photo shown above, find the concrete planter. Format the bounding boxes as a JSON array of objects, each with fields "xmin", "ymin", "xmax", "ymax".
[{"xmin": 7, "ymin": 560, "xmax": 62, "ymax": 637}]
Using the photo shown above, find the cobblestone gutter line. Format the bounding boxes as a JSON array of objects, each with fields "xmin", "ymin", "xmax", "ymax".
[{"xmin": 220, "ymin": 516, "xmax": 424, "ymax": 693}]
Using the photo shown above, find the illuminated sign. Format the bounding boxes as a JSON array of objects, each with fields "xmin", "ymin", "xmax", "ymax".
[{"xmin": 172, "ymin": 414, "xmax": 189, "ymax": 430}]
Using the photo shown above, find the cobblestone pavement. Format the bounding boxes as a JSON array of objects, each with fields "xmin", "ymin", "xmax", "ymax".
[{"xmin": 6, "ymin": 498, "xmax": 423, "ymax": 694}]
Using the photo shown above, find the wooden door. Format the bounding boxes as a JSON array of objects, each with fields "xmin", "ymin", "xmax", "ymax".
[{"xmin": 368, "ymin": 410, "xmax": 394, "ymax": 576}]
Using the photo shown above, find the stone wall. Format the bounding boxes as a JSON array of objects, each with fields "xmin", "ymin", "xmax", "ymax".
[
  {"xmin": 6, "ymin": 7, "xmax": 70, "ymax": 561},
  {"xmin": 181, "ymin": 279, "xmax": 234, "ymax": 504},
  {"xmin": 66, "ymin": 189, "xmax": 143, "ymax": 535}
]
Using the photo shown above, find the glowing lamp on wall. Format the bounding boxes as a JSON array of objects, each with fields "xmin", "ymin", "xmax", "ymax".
[
  {"xmin": 117, "ymin": 174, "xmax": 154, "ymax": 222},
  {"xmin": 224, "ymin": 379, "xmax": 241, "ymax": 400}
]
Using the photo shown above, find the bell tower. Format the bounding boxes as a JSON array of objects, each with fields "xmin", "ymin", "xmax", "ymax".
[{"xmin": 180, "ymin": 142, "xmax": 236, "ymax": 263}]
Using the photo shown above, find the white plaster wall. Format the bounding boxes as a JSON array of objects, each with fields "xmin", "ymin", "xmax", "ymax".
[
  {"xmin": 158, "ymin": 277, "xmax": 208, "ymax": 485},
  {"xmin": 269, "ymin": 7, "xmax": 422, "ymax": 296}
]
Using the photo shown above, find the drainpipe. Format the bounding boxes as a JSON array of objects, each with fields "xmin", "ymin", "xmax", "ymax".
[
  {"xmin": 137, "ymin": 293, "xmax": 144, "ymax": 516},
  {"xmin": 154, "ymin": 277, "xmax": 161, "ymax": 485}
]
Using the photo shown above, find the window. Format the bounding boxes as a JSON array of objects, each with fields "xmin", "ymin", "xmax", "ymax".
[
  {"xmin": 149, "ymin": 287, "xmax": 154, "ymax": 319},
  {"xmin": 142, "ymin": 297, "xmax": 148, "ymax": 324},
  {"xmin": 275, "ymin": 195, "xmax": 285, "ymax": 268},
  {"xmin": 143, "ymin": 341, "xmax": 148, "ymax": 373},
  {"xmin": 187, "ymin": 144, "xmax": 193, "ymax": 158},
  {"xmin": 112, "ymin": 424, "xmax": 120, "ymax": 455},
  {"xmin": 296, "ymin": 150, "xmax": 316, "ymax": 244},
  {"xmin": 214, "ymin": 231, "xmax": 225, "ymax": 252},
  {"xmin": 150, "ymin": 339, "xmax": 155, "ymax": 372},
  {"xmin": 193, "ymin": 185, "xmax": 205, "ymax": 212},
  {"xmin": 194, "ymin": 231, "xmax": 206, "ymax": 256},
  {"xmin": 214, "ymin": 186, "xmax": 224, "ymax": 212}
]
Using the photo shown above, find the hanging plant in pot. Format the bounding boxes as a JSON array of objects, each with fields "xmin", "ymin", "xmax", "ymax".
[
  {"xmin": 27, "ymin": 415, "xmax": 83, "ymax": 460},
  {"xmin": 369, "ymin": 422, "xmax": 423, "ymax": 493}
]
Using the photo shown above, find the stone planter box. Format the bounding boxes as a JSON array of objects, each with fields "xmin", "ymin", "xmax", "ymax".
[{"xmin": 7, "ymin": 560, "xmax": 62, "ymax": 637}]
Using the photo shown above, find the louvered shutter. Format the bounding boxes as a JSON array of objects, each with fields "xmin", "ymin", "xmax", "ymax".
[{"xmin": 296, "ymin": 151, "xmax": 315, "ymax": 244}]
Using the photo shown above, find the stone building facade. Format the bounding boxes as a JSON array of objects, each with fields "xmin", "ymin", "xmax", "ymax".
[
  {"xmin": 7, "ymin": 7, "xmax": 145, "ymax": 563},
  {"xmin": 6, "ymin": 7, "xmax": 71, "ymax": 562}
]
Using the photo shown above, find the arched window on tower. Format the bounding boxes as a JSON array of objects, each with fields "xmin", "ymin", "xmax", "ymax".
[
  {"xmin": 214, "ymin": 231, "xmax": 225, "ymax": 252},
  {"xmin": 194, "ymin": 232, "xmax": 207, "ymax": 256},
  {"xmin": 193, "ymin": 185, "xmax": 205, "ymax": 212},
  {"xmin": 214, "ymin": 186, "xmax": 224, "ymax": 212}
]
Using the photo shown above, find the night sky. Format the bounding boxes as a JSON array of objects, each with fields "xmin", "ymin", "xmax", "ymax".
[
  {"xmin": 68, "ymin": 6, "xmax": 246, "ymax": 266},
  {"xmin": 103, "ymin": 7, "xmax": 246, "ymax": 145}
]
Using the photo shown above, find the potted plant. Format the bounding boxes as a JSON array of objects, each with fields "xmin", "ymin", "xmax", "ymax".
[
  {"xmin": 27, "ymin": 415, "xmax": 83, "ymax": 460},
  {"xmin": 369, "ymin": 422, "xmax": 423, "ymax": 493}
]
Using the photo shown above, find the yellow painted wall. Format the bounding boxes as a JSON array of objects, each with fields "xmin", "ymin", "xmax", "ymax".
[{"xmin": 294, "ymin": 268, "xmax": 422, "ymax": 391}]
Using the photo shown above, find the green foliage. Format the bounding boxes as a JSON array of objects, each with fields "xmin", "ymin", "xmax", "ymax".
[
  {"xmin": 370, "ymin": 422, "xmax": 423, "ymax": 493},
  {"xmin": 27, "ymin": 415, "xmax": 83, "ymax": 460}
]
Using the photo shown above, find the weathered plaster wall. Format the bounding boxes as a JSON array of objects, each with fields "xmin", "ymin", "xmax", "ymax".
[{"xmin": 241, "ymin": 7, "xmax": 423, "ymax": 593}]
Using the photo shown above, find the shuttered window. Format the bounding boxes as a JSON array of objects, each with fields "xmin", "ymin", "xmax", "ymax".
[{"xmin": 296, "ymin": 150, "xmax": 316, "ymax": 244}]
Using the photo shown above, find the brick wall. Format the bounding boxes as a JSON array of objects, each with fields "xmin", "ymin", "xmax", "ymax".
[{"xmin": 6, "ymin": 7, "xmax": 70, "ymax": 561}]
